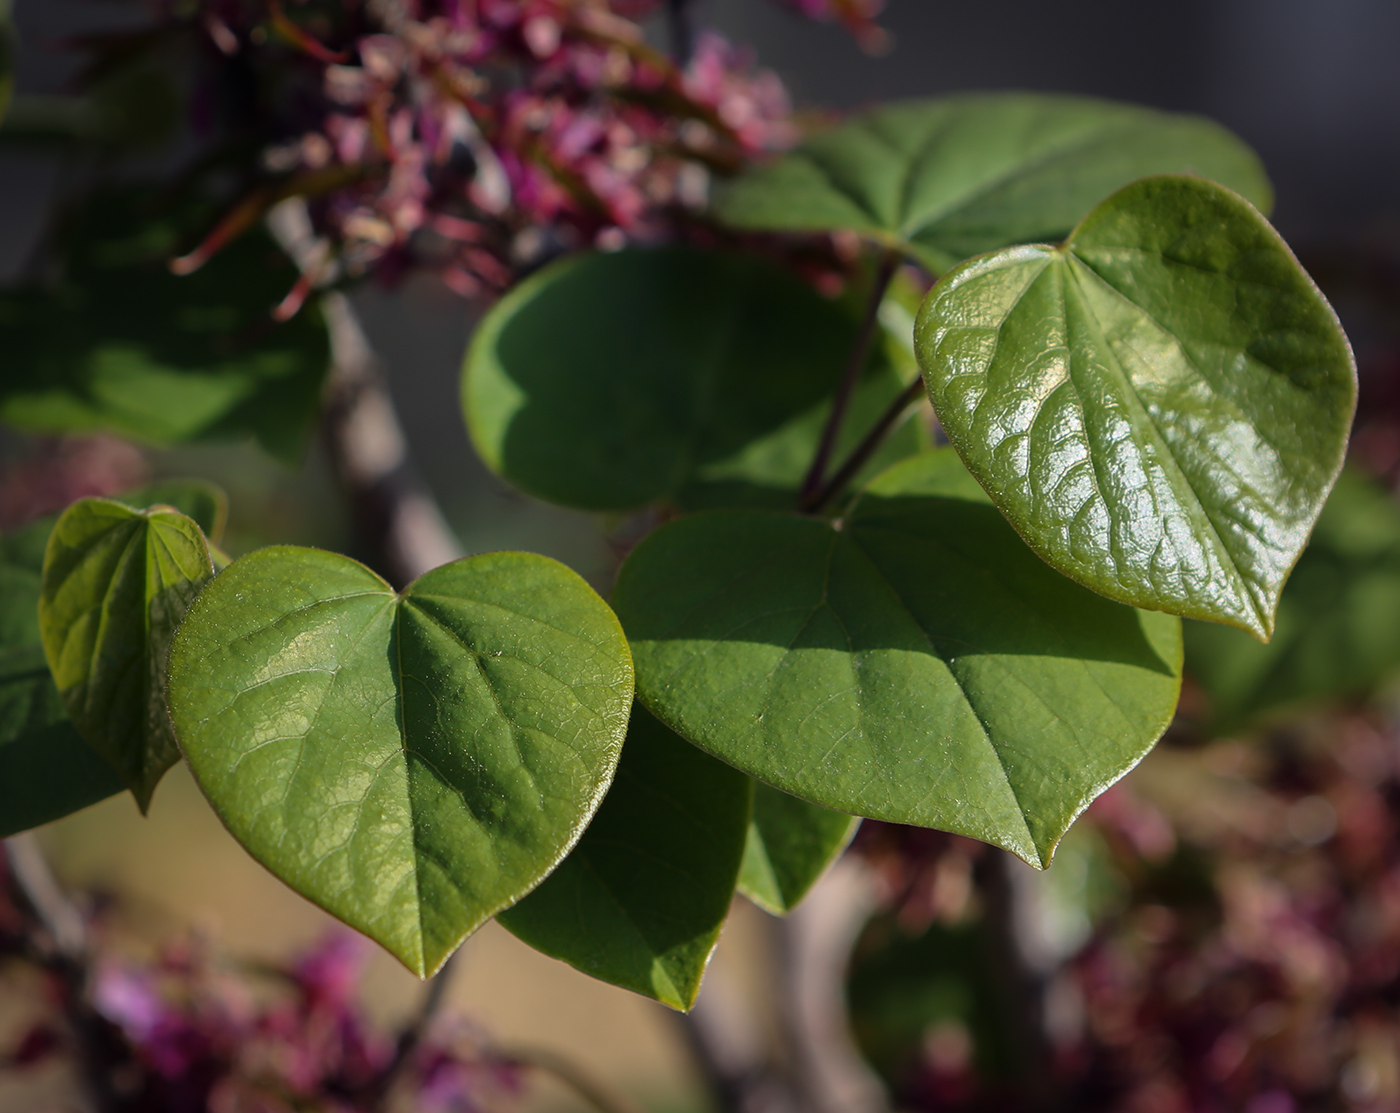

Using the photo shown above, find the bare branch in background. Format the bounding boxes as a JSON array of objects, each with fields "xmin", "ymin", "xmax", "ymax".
[{"xmin": 267, "ymin": 200, "xmax": 464, "ymax": 587}]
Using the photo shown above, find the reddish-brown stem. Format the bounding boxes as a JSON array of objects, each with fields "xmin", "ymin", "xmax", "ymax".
[
  {"xmin": 807, "ymin": 375, "xmax": 925, "ymax": 514},
  {"xmin": 798, "ymin": 250, "xmax": 900, "ymax": 511}
]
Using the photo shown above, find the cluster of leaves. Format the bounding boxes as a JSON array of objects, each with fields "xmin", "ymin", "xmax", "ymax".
[
  {"xmin": 846, "ymin": 704, "xmax": 1400, "ymax": 1113},
  {"xmin": 0, "ymin": 1, "xmax": 1363, "ymax": 1020},
  {"xmin": 0, "ymin": 870, "xmax": 522, "ymax": 1113}
]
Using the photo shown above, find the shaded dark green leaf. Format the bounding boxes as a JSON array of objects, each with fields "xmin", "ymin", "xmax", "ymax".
[
  {"xmin": 739, "ymin": 783, "xmax": 858, "ymax": 915},
  {"xmin": 0, "ymin": 517, "xmax": 123, "ymax": 837},
  {"xmin": 463, "ymin": 247, "xmax": 921, "ymax": 514},
  {"xmin": 0, "ymin": 188, "xmax": 329, "ymax": 462},
  {"xmin": 1185, "ymin": 472, "xmax": 1400, "ymax": 733},
  {"xmin": 500, "ymin": 706, "xmax": 750, "ymax": 1009}
]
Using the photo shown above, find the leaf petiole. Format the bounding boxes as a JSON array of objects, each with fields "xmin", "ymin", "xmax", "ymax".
[{"xmin": 797, "ymin": 248, "xmax": 901, "ymax": 510}]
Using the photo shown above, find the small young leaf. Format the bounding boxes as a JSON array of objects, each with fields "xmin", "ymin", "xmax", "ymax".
[
  {"xmin": 0, "ymin": 187, "xmax": 330, "ymax": 462},
  {"xmin": 119, "ymin": 478, "xmax": 228, "ymax": 544},
  {"xmin": 917, "ymin": 176, "xmax": 1356, "ymax": 639},
  {"xmin": 167, "ymin": 547, "xmax": 634, "ymax": 977},
  {"xmin": 463, "ymin": 247, "xmax": 920, "ymax": 513},
  {"xmin": 715, "ymin": 94, "xmax": 1272, "ymax": 273},
  {"xmin": 499, "ymin": 706, "xmax": 750, "ymax": 1010},
  {"xmin": 738, "ymin": 784, "xmax": 858, "ymax": 916},
  {"xmin": 1185, "ymin": 472, "xmax": 1400, "ymax": 733},
  {"xmin": 614, "ymin": 450, "xmax": 1182, "ymax": 867},
  {"xmin": 0, "ymin": 519, "xmax": 123, "ymax": 837},
  {"xmin": 39, "ymin": 499, "xmax": 214, "ymax": 810}
]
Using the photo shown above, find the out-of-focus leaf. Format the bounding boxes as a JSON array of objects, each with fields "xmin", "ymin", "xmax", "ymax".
[
  {"xmin": 1186, "ymin": 472, "xmax": 1400, "ymax": 733},
  {"xmin": 715, "ymin": 93, "xmax": 1272, "ymax": 274},
  {"xmin": 168, "ymin": 546, "xmax": 635, "ymax": 978},
  {"xmin": 463, "ymin": 247, "xmax": 921, "ymax": 514},
  {"xmin": 0, "ymin": 187, "xmax": 330, "ymax": 462},
  {"xmin": 917, "ymin": 176, "xmax": 1355, "ymax": 639},
  {"xmin": 614, "ymin": 450, "xmax": 1182, "ymax": 867},
  {"xmin": 500, "ymin": 707, "xmax": 750, "ymax": 1009},
  {"xmin": 738, "ymin": 784, "xmax": 858, "ymax": 915},
  {"xmin": 39, "ymin": 499, "xmax": 214, "ymax": 809}
]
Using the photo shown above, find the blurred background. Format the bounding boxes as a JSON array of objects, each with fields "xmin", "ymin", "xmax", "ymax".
[{"xmin": 2, "ymin": 1, "xmax": 1400, "ymax": 1111}]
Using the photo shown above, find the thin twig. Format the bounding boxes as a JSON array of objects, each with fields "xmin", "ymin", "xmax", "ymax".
[
  {"xmin": 502, "ymin": 1045, "xmax": 652, "ymax": 1113},
  {"xmin": 266, "ymin": 199, "xmax": 464, "ymax": 587},
  {"xmin": 4, "ymin": 835, "xmax": 126, "ymax": 1113},
  {"xmin": 807, "ymin": 375, "xmax": 925, "ymax": 514},
  {"xmin": 5, "ymin": 833, "xmax": 86, "ymax": 959},
  {"xmin": 364, "ymin": 953, "xmax": 460, "ymax": 1108},
  {"xmin": 798, "ymin": 251, "xmax": 901, "ymax": 511}
]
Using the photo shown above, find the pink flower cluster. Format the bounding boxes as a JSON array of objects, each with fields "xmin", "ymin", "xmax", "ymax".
[
  {"xmin": 855, "ymin": 708, "xmax": 1400, "ymax": 1112},
  {"xmin": 4, "ymin": 930, "xmax": 520, "ymax": 1113},
  {"xmin": 193, "ymin": 0, "xmax": 799, "ymax": 300}
]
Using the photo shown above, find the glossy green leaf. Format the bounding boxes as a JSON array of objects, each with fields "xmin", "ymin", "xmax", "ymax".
[
  {"xmin": 1185, "ymin": 472, "xmax": 1400, "ymax": 733},
  {"xmin": 614, "ymin": 450, "xmax": 1182, "ymax": 867},
  {"xmin": 499, "ymin": 706, "xmax": 750, "ymax": 1009},
  {"xmin": 0, "ymin": 187, "xmax": 330, "ymax": 462},
  {"xmin": 167, "ymin": 546, "xmax": 634, "ymax": 977},
  {"xmin": 39, "ymin": 499, "xmax": 214, "ymax": 809},
  {"xmin": 917, "ymin": 175, "xmax": 1356, "ymax": 639},
  {"xmin": 738, "ymin": 784, "xmax": 858, "ymax": 915},
  {"xmin": 715, "ymin": 94, "xmax": 1272, "ymax": 274},
  {"xmin": 463, "ymin": 247, "xmax": 921, "ymax": 514},
  {"xmin": 0, "ymin": 518, "xmax": 123, "ymax": 837}
]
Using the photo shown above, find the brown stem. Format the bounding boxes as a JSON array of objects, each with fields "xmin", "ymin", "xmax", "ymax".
[
  {"xmin": 4, "ymin": 835, "xmax": 126, "ymax": 1112},
  {"xmin": 265, "ymin": 200, "xmax": 464, "ymax": 588},
  {"xmin": 807, "ymin": 375, "xmax": 925, "ymax": 514},
  {"xmin": 502, "ymin": 1046, "xmax": 652, "ymax": 1113},
  {"xmin": 365, "ymin": 953, "xmax": 460, "ymax": 1108},
  {"xmin": 798, "ymin": 251, "xmax": 901, "ymax": 512}
]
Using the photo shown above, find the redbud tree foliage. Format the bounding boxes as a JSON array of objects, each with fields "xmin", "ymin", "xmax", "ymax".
[{"xmin": 0, "ymin": 0, "xmax": 1357, "ymax": 1009}]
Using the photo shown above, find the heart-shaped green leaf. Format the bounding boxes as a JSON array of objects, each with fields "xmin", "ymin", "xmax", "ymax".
[
  {"xmin": 1185, "ymin": 471, "xmax": 1400, "ymax": 733},
  {"xmin": 39, "ymin": 498, "xmax": 214, "ymax": 810},
  {"xmin": 916, "ymin": 176, "xmax": 1356, "ymax": 639},
  {"xmin": 1, "ymin": 518, "xmax": 123, "ymax": 837},
  {"xmin": 167, "ymin": 546, "xmax": 634, "ymax": 977},
  {"xmin": 738, "ymin": 784, "xmax": 858, "ymax": 916},
  {"xmin": 0, "ymin": 187, "xmax": 330, "ymax": 462},
  {"xmin": 463, "ymin": 247, "xmax": 921, "ymax": 513},
  {"xmin": 614, "ymin": 450, "xmax": 1182, "ymax": 867},
  {"xmin": 499, "ymin": 705, "xmax": 750, "ymax": 1009},
  {"xmin": 714, "ymin": 94, "xmax": 1272, "ymax": 274}
]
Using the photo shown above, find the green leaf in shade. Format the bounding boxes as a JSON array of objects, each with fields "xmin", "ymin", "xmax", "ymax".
[
  {"xmin": 738, "ymin": 784, "xmax": 859, "ymax": 915},
  {"xmin": 916, "ymin": 175, "xmax": 1356, "ymax": 640},
  {"xmin": 0, "ymin": 518, "xmax": 123, "ymax": 837},
  {"xmin": 499, "ymin": 706, "xmax": 750, "ymax": 1009},
  {"xmin": 0, "ymin": 187, "xmax": 330, "ymax": 462},
  {"xmin": 463, "ymin": 247, "xmax": 922, "ymax": 514},
  {"xmin": 714, "ymin": 93, "xmax": 1272, "ymax": 274},
  {"xmin": 39, "ymin": 499, "xmax": 215, "ymax": 810},
  {"xmin": 614, "ymin": 450, "xmax": 1182, "ymax": 867},
  {"xmin": 1185, "ymin": 472, "xmax": 1400, "ymax": 734},
  {"xmin": 166, "ymin": 546, "xmax": 634, "ymax": 977}
]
